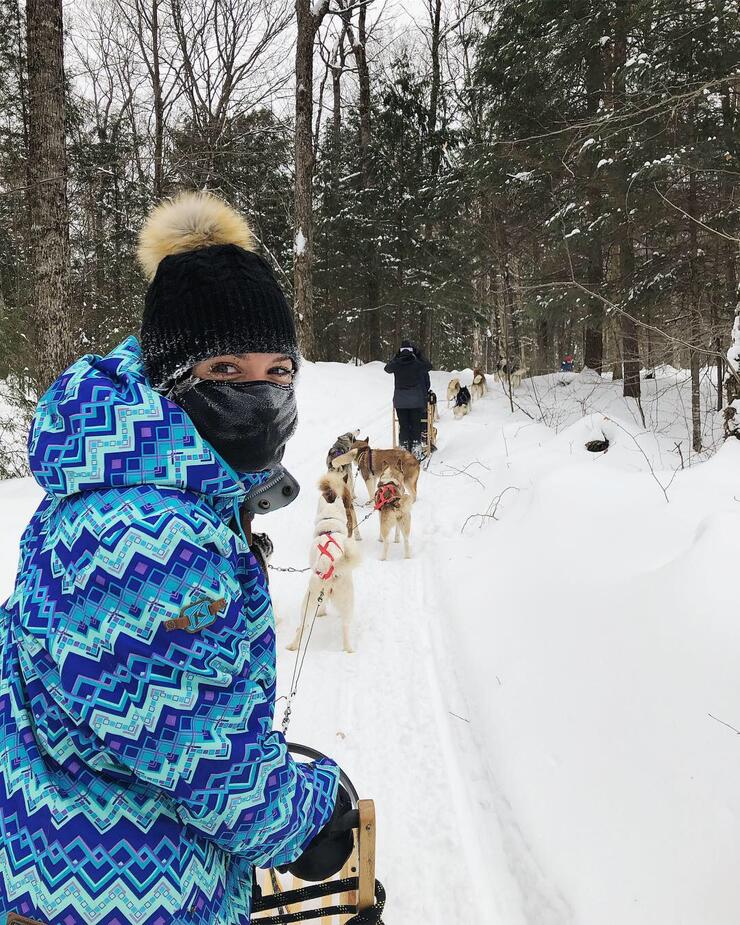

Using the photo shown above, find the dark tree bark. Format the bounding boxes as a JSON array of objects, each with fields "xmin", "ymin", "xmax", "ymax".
[
  {"xmin": 613, "ymin": 0, "xmax": 641, "ymax": 401},
  {"xmin": 582, "ymin": 12, "xmax": 606, "ymax": 372},
  {"xmin": 420, "ymin": 0, "xmax": 442, "ymax": 362},
  {"xmin": 26, "ymin": 0, "xmax": 73, "ymax": 393},
  {"xmin": 340, "ymin": 0, "xmax": 380, "ymax": 359},
  {"xmin": 294, "ymin": 0, "xmax": 328, "ymax": 359}
]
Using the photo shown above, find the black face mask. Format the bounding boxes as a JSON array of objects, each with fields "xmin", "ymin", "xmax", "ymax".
[{"xmin": 174, "ymin": 379, "xmax": 298, "ymax": 473}]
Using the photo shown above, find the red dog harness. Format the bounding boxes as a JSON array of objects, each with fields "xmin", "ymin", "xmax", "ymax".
[
  {"xmin": 374, "ymin": 482, "xmax": 400, "ymax": 510},
  {"xmin": 314, "ymin": 533, "xmax": 344, "ymax": 580}
]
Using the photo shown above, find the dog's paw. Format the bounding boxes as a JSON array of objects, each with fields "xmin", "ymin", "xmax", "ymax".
[
  {"xmin": 343, "ymin": 644, "xmax": 355, "ymax": 654},
  {"xmin": 286, "ymin": 641, "xmax": 298, "ymax": 651}
]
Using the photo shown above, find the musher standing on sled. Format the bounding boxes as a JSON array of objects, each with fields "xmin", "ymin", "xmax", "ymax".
[
  {"xmin": 0, "ymin": 192, "xmax": 352, "ymax": 925},
  {"xmin": 385, "ymin": 339, "xmax": 432, "ymax": 458}
]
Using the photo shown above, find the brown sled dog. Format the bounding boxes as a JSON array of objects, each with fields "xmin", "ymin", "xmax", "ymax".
[
  {"xmin": 331, "ymin": 438, "xmax": 420, "ymax": 504},
  {"xmin": 471, "ymin": 368, "xmax": 487, "ymax": 401},
  {"xmin": 375, "ymin": 466, "xmax": 413, "ymax": 561}
]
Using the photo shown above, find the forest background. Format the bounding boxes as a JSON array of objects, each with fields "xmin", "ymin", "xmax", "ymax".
[{"xmin": 0, "ymin": 0, "xmax": 738, "ymax": 473}]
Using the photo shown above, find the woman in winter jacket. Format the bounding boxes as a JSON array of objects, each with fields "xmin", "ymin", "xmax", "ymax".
[
  {"xmin": 384, "ymin": 340, "xmax": 432, "ymax": 454},
  {"xmin": 0, "ymin": 193, "xmax": 350, "ymax": 925}
]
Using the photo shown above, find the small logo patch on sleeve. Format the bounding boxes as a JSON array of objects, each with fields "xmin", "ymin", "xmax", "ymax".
[{"xmin": 164, "ymin": 596, "xmax": 227, "ymax": 633}]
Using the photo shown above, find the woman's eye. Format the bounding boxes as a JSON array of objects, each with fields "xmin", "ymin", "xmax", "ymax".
[
  {"xmin": 210, "ymin": 363, "xmax": 240, "ymax": 376},
  {"xmin": 270, "ymin": 366, "xmax": 295, "ymax": 379}
]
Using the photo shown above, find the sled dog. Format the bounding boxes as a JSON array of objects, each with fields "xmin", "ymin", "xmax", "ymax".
[
  {"xmin": 510, "ymin": 366, "xmax": 529, "ymax": 389},
  {"xmin": 446, "ymin": 378, "xmax": 461, "ymax": 406},
  {"xmin": 375, "ymin": 466, "xmax": 413, "ymax": 561},
  {"xmin": 453, "ymin": 385, "xmax": 471, "ymax": 419},
  {"xmin": 326, "ymin": 429, "xmax": 360, "ymax": 496},
  {"xmin": 288, "ymin": 471, "xmax": 360, "ymax": 654},
  {"xmin": 331, "ymin": 439, "xmax": 420, "ymax": 503},
  {"xmin": 495, "ymin": 360, "xmax": 529, "ymax": 390},
  {"xmin": 470, "ymin": 368, "xmax": 487, "ymax": 401}
]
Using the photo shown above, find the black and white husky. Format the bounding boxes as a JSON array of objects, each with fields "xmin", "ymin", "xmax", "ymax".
[{"xmin": 453, "ymin": 385, "xmax": 471, "ymax": 419}]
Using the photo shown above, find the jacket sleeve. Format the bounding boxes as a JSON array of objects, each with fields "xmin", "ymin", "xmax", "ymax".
[
  {"xmin": 52, "ymin": 507, "xmax": 339, "ymax": 869},
  {"xmin": 384, "ymin": 356, "xmax": 400, "ymax": 373}
]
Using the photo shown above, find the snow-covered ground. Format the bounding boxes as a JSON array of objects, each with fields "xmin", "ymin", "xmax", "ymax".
[{"xmin": 3, "ymin": 362, "xmax": 740, "ymax": 924}]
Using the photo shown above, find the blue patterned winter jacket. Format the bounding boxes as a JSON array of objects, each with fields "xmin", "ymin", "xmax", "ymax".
[{"xmin": 0, "ymin": 337, "xmax": 338, "ymax": 925}]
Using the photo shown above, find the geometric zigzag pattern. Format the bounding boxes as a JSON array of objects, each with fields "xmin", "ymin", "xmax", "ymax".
[{"xmin": 0, "ymin": 338, "xmax": 338, "ymax": 925}]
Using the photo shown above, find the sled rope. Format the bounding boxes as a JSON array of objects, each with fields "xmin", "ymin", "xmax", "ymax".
[
  {"xmin": 269, "ymin": 564, "xmax": 312, "ymax": 574},
  {"xmin": 282, "ymin": 587, "xmax": 325, "ymax": 735},
  {"xmin": 253, "ymin": 877, "xmax": 386, "ymax": 924}
]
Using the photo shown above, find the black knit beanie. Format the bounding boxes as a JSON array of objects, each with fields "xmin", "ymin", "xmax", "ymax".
[{"xmin": 137, "ymin": 191, "xmax": 298, "ymax": 389}]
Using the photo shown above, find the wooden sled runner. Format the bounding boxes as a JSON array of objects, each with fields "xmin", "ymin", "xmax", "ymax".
[
  {"xmin": 253, "ymin": 800, "xmax": 383, "ymax": 924},
  {"xmin": 253, "ymin": 744, "xmax": 384, "ymax": 924}
]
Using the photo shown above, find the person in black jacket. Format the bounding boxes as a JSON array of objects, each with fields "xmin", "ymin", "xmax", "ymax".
[{"xmin": 385, "ymin": 339, "xmax": 432, "ymax": 456}]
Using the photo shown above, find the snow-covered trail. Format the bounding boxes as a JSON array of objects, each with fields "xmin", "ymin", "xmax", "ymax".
[
  {"xmin": 271, "ymin": 367, "xmax": 567, "ymax": 924},
  {"xmin": 271, "ymin": 367, "xmax": 508, "ymax": 923}
]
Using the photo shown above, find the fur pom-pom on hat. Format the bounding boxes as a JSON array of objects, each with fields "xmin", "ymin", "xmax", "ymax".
[
  {"xmin": 138, "ymin": 190, "xmax": 298, "ymax": 389},
  {"xmin": 137, "ymin": 191, "xmax": 257, "ymax": 280}
]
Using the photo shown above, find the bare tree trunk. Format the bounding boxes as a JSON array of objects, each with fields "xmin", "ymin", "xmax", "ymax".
[
  {"xmin": 340, "ymin": 0, "xmax": 379, "ymax": 359},
  {"xmin": 613, "ymin": 0, "xmax": 640, "ymax": 401},
  {"xmin": 582, "ymin": 23, "xmax": 605, "ymax": 372},
  {"xmin": 151, "ymin": 0, "xmax": 165, "ymax": 198},
  {"xmin": 26, "ymin": 0, "xmax": 73, "ymax": 393},
  {"xmin": 294, "ymin": 0, "xmax": 327, "ymax": 359},
  {"xmin": 420, "ymin": 0, "xmax": 442, "ymax": 361},
  {"xmin": 688, "ymin": 156, "xmax": 703, "ymax": 451}
]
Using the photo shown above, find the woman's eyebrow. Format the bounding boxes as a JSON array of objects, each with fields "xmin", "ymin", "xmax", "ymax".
[{"xmin": 272, "ymin": 355, "xmax": 293, "ymax": 365}]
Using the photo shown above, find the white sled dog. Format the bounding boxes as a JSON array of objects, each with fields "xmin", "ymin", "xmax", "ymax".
[
  {"xmin": 446, "ymin": 378, "xmax": 461, "ymax": 407},
  {"xmin": 375, "ymin": 466, "xmax": 414, "ymax": 561},
  {"xmin": 470, "ymin": 368, "xmax": 487, "ymax": 401},
  {"xmin": 288, "ymin": 471, "xmax": 360, "ymax": 654}
]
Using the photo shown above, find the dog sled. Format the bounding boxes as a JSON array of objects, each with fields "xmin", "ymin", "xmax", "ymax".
[
  {"xmin": 253, "ymin": 745, "xmax": 385, "ymax": 925},
  {"xmin": 391, "ymin": 400, "xmax": 436, "ymax": 461}
]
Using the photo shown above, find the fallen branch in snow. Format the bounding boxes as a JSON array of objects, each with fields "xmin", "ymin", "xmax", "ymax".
[
  {"xmin": 604, "ymin": 416, "xmax": 676, "ymax": 504},
  {"xmin": 708, "ymin": 713, "xmax": 740, "ymax": 736},
  {"xmin": 448, "ymin": 711, "xmax": 471, "ymax": 724},
  {"xmin": 461, "ymin": 486, "xmax": 520, "ymax": 533},
  {"xmin": 426, "ymin": 460, "xmax": 490, "ymax": 489},
  {"xmin": 674, "ymin": 442, "xmax": 685, "ymax": 469}
]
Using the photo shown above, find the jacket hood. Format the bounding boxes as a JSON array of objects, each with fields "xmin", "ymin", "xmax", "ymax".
[{"xmin": 28, "ymin": 336, "xmax": 261, "ymax": 502}]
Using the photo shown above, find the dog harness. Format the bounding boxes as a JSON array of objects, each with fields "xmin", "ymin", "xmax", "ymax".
[
  {"xmin": 314, "ymin": 532, "xmax": 344, "ymax": 580},
  {"xmin": 374, "ymin": 483, "xmax": 401, "ymax": 510}
]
